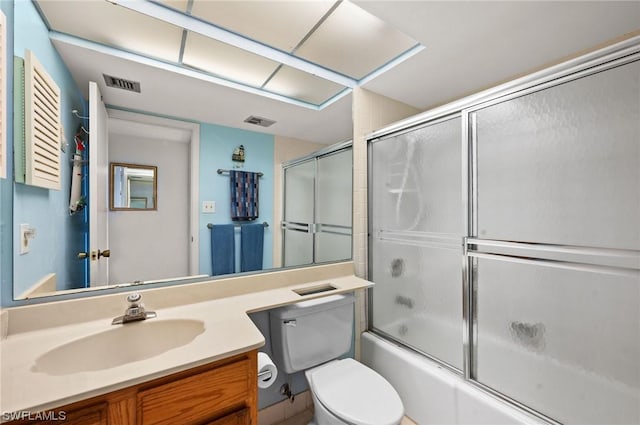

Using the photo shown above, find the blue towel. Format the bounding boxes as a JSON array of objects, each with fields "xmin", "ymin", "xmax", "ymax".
[
  {"xmin": 210, "ymin": 224, "xmax": 235, "ymax": 276},
  {"xmin": 240, "ymin": 224, "xmax": 264, "ymax": 272},
  {"xmin": 230, "ymin": 171, "xmax": 259, "ymax": 221}
]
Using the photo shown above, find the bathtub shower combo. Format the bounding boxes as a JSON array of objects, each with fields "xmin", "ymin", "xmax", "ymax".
[{"xmin": 365, "ymin": 38, "xmax": 640, "ymax": 424}]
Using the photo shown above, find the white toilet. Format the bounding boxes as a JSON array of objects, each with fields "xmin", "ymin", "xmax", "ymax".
[{"xmin": 270, "ymin": 294, "xmax": 404, "ymax": 425}]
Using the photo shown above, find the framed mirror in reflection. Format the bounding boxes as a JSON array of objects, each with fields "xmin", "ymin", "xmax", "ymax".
[{"xmin": 110, "ymin": 163, "xmax": 157, "ymax": 211}]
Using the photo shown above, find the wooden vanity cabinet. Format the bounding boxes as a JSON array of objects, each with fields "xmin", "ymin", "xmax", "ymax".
[{"xmin": 9, "ymin": 351, "xmax": 257, "ymax": 425}]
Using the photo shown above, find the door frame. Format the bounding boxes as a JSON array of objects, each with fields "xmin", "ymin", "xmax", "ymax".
[{"xmin": 106, "ymin": 109, "xmax": 200, "ymax": 276}]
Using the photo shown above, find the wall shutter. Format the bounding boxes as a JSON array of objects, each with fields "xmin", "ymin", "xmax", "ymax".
[{"xmin": 24, "ymin": 49, "xmax": 62, "ymax": 190}]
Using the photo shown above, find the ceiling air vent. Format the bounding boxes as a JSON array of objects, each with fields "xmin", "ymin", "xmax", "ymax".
[
  {"xmin": 244, "ymin": 115, "xmax": 276, "ymax": 128},
  {"xmin": 103, "ymin": 74, "xmax": 141, "ymax": 93}
]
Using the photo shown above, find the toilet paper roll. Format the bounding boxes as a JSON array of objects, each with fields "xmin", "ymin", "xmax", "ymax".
[{"xmin": 257, "ymin": 352, "xmax": 278, "ymax": 389}]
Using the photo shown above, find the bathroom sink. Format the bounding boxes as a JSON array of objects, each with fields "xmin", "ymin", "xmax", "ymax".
[{"xmin": 32, "ymin": 319, "xmax": 205, "ymax": 375}]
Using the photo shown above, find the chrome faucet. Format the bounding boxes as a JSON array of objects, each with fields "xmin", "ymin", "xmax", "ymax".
[{"xmin": 112, "ymin": 293, "xmax": 157, "ymax": 325}]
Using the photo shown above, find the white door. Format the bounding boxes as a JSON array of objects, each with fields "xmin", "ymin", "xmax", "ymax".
[{"xmin": 89, "ymin": 81, "xmax": 109, "ymax": 286}]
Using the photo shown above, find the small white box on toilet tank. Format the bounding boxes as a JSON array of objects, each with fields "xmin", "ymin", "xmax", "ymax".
[{"xmin": 269, "ymin": 294, "xmax": 355, "ymax": 374}]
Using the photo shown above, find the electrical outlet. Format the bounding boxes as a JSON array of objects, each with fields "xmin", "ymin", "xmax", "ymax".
[{"xmin": 202, "ymin": 201, "xmax": 216, "ymax": 213}]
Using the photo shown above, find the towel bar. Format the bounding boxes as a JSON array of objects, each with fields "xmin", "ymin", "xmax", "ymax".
[
  {"xmin": 217, "ymin": 168, "xmax": 264, "ymax": 177},
  {"xmin": 207, "ymin": 222, "xmax": 269, "ymax": 229}
]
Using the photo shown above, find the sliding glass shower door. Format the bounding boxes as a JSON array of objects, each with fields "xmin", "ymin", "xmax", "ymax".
[
  {"xmin": 283, "ymin": 160, "xmax": 315, "ymax": 267},
  {"xmin": 368, "ymin": 46, "xmax": 640, "ymax": 424},
  {"xmin": 468, "ymin": 58, "xmax": 640, "ymax": 425},
  {"xmin": 282, "ymin": 144, "xmax": 353, "ymax": 268},
  {"xmin": 315, "ymin": 149, "xmax": 353, "ymax": 263},
  {"xmin": 369, "ymin": 117, "xmax": 463, "ymax": 370}
]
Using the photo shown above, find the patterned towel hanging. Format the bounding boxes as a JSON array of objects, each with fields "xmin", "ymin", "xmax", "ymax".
[{"xmin": 230, "ymin": 170, "xmax": 259, "ymax": 220}]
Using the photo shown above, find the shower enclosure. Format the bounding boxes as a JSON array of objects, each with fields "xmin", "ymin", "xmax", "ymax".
[
  {"xmin": 282, "ymin": 141, "xmax": 352, "ymax": 268},
  {"xmin": 367, "ymin": 38, "xmax": 639, "ymax": 424}
]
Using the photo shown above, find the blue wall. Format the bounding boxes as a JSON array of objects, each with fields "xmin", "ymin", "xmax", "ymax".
[
  {"xmin": 10, "ymin": 0, "xmax": 87, "ymax": 298},
  {"xmin": 199, "ymin": 123, "xmax": 274, "ymax": 276},
  {"xmin": 0, "ymin": 0, "xmax": 15, "ymax": 307}
]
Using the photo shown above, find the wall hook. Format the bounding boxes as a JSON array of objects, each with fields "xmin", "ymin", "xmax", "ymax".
[{"xmin": 72, "ymin": 109, "xmax": 89, "ymax": 120}]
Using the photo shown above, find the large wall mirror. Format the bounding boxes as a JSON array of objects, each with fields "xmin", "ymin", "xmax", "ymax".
[
  {"xmin": 5, "ymin": 0, "xmax": 355, "ymax": 302},
  {"xmin": 110, "ymin": 163, "xmax": 157, "ymax": 211}
]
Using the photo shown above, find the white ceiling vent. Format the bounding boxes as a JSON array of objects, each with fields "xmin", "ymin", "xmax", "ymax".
[
  {"xmin": 244, "ymin": 115, "xmax": 276, "ymax": 127},
  {"xmin": 103, "ymin": 74, "xmax": 141, "ymax": 93}
]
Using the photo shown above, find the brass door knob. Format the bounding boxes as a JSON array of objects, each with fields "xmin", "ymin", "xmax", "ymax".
[
  {"xmin": 77, "ymin": 252, "xmax": 89, "ymax": 260},
  {"xmin": 98, "ymin": 249, "xmax": 111, "ymax": 259}
]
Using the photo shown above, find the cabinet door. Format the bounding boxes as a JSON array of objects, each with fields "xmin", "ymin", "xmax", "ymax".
[
  {"xmin": 63, "ymin": 404, "xmax": 108, "ymax": 425},
  {"xmin": 206, "ymin": 408, "xmax": 250, "ymax": 425},
  {"xmin": 137, "ymin": 358, "xmax": 251, "ymax": 425},
  {"xmin": 7, "ymin": 403, "xmax": 108, "ymax": 425}
]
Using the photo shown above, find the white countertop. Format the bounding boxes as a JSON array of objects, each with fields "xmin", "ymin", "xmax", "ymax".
[{"xmin": 0, "ymin": 270, "xmax": 371, "ymax": 418}]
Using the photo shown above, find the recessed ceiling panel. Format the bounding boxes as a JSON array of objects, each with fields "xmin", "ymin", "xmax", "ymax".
[
  {"xmin": 155, "ymin": 0, "xmax": 190, "ymax": 13},
  {"xmin": 264, "ymin": 65, "xmax": 345, "ymax": 105},
  {"xmin": 189, "ymin": 0, "xmax": 336, "ymax": 52},
  {"xmin": 183, "ymin": 31, "xmax": 280, "ymax": 87},
  {"xmin": 35, "ymin": 0, "xmax": 183, "ymax": 63},
  {"xmin": 294, "ymin": 0, "xmax": 417, "ymax": 79}
]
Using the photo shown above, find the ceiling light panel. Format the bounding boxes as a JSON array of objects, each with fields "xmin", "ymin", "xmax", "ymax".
[
  {"xmin": 182, "ymin": 31, "xmax": 280, "ymax": 87},
  {"xmin": 294, "ymin": 0, "xmax": 418, "ymax": 79},
  {"xmin": 154, "ymin": 0, "xmax": 190, "ymax": 13},
  {"xmin": 35, "ymin": 0, "xmax": 184, "ymax": 63},
  {"xmin": 263, "ymin": 65, "xmax": 345, "ymax": 105},
  {"xmin": 189, "ymin": 0, "xmax": 335, "ymax": 52}
]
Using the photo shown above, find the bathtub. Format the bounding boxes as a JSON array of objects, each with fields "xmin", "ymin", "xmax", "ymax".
[{"xmin": 361, "ymin": 332, "xmax": 544, "ymax": 425}]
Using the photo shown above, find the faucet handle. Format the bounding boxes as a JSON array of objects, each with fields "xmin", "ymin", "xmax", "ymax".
[{"xmin": 126, "ymin": 293, "xmax": 142, "ymax": 304}]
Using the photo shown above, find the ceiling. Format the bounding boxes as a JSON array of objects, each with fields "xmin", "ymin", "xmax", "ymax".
[{"xmin": 34, "ymin": 1, "xmax": 640, "ymax": 145}]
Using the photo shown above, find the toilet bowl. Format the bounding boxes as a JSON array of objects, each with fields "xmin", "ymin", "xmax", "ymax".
[
  {"xmin": 269, "ymin": 294, "xmax": 404, "ymax": 425},
  {"xmin": 305, "ymin": 358, "xmax": 404, "ymax": 425}
]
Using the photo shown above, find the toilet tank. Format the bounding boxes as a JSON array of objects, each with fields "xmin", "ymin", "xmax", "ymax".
[{"xmin": 269, "ymin": 294, "xmax": 355, "ymax": 374}]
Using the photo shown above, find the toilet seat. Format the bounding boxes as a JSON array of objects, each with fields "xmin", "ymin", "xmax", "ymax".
[{"xmin": 306, "ymin": 358, "xmax": 404, "ymax": 425}]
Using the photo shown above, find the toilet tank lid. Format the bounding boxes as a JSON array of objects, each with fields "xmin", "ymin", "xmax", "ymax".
[{"xmin": 270, "ymin": 294, "xmax": 354, "ymax": 320}]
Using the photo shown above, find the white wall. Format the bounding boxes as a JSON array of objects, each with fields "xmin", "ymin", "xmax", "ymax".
[{"xmin": 108, "ymin": 134, "xmax": 189, "ymax": 284}]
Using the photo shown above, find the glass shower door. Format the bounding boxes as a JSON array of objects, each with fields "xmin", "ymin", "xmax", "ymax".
[
  {"xmin": 315, "ymin": 149, "xmax": 352, "ymax": 263},
  {"xmin": 282, "ymin": 159, "xmax": 315, "ymax": 267},
  {"xmin": 469, "ymin": 59, "xmax": 640, "ymax": 424},
  {"xmin": 369, "ymin": 116, "xmax": 464, "ymax": 370}
]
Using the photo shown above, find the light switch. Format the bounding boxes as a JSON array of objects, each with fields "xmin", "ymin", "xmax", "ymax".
[
  {"xmin": 202, "ymin": 201, "xmax": 216, "ymax": 213},
  {"xmin": 19, "ymin": 224, "xmax": 36, "ymax": 255}
]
